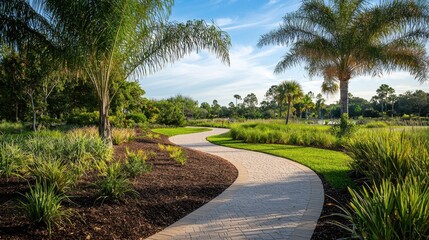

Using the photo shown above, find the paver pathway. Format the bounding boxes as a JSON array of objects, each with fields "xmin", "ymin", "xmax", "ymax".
[{"xmin": 147, "ymin": 128, "xmax": 324, "ymax": 240}]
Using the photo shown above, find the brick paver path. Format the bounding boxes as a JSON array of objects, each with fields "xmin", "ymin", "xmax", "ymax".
[{"xmin": 147, "ymin": 128, "xmax": 324, "ymax": 240}]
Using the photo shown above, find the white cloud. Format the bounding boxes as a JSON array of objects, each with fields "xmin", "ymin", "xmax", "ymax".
[
  {"xmin": 215, "ymin": 18, "xmax": 234, "ymax": 27},
  {"xmin": 268, "ymin": 0, "xmax": 278, "ymax": 5}
]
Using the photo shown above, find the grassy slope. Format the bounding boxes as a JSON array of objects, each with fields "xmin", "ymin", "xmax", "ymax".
[
  {"xmin": 151, "ymin": 127, "xmax": 211, "ymax": 137},
  {"xmin": 208, "ymin": 132, "xmax": 353, "ymax": 189}
]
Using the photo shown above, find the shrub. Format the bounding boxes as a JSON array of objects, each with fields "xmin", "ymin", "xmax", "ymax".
[
  {"xmin": 96, "ymin": 162, "xmax": 136, "ymax": 202},
  {"xmin": 122, "ymin": 148, "xmax": 152, "ymax": 178},
  {"xmin": 402, "ymin": 114, "xmax": 411, "ymax": 120},
  {"xmin": 165, "ymin": 145, "xmax": 187, "ymax": 166},
  {"xmin": 331, "ymin": 114, "xmax": 357, "ymax": 138},
  {"xmin": 335, "ymin": 179, "xmax": 429, "ymax": 240},
  {"xmin": 19, "ymin": 181, "xmax": 72, "ymax": 234},
  {"xmin": 362, "ymin": 108, "xmax": 382, "ymax": 118},
  {"xmin": 110, "ymin": 113, "xmax": 135, "ymax": 128},
  {"xmin": 112, "ymin": 128, "xmax": 136, "ymax": 145},
  {"xmin": 126, "ymin": 113, "xmax": 147, "ymax": 124},
  {"xmin": 67, "ymin": 111, "xmax": 99, "ymax": 126},
  {"xmin": 364, "ymin": 121, "xmax": 388, "ymax": 128}
]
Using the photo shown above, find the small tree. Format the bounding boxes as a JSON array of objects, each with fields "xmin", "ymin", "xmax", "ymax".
[{"xmin": 278, "ymin": 80, "xmax": 303, "ymax": 124}]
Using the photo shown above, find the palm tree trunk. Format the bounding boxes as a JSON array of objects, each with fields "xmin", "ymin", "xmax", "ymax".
[
  {"xmin": 340, "ymin": 80, "xmax": 349, "ymax": 115},
  {"xmin": 286, "ymin": 101, "xmax": 291, "ymax": 124},
  {"xmin": 99, "ymin": 97, "xmax": 112, "ymax": 145}
]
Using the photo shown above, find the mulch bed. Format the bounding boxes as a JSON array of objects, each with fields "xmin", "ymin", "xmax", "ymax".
[
  {"xmin": 0, "ymin": 131, "xmax": 238, "ymax": 239},
  {"xmin": 311, "ymin": 175, "xmax": 352, "ymax": 239},
  {"xmin": 0, "ymin": 129, "xmax": 355, "ymax": 239}
]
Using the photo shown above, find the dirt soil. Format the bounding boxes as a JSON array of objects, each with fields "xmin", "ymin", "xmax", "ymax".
[{"xmin": 0, "ymin": 131, "xmax": 238, "ymax": 239}]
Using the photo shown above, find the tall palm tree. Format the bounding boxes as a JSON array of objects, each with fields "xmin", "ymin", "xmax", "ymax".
[
  {"xmin": 258, "ymin": 0, "xmax": 429, "ymax": 114},
  {"xmin": 1, "ymin": 0, "xmax": 231, "ymax": 143},
  {"xmin": 233, "ymin": 94, "xmax": 241, "ymax": 106},
  {"xmin": 301, "ymin": 93, "xmax": 314, "ymax": 119},
  {"xmin": 278, "ymin": 80, "xmax": 303, "ymax": 124},
  {"xmin": 376, "ymin": 84, "xmax": 395, "ymax": 113}
]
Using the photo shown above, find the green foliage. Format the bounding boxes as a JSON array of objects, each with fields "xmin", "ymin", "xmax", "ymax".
[
  {"xmin": 230, "ymin": 123, "xmax": 337, "ymax": 148},
  {"xmin": 165, "ymin": 145, "xmax": 187, "ymax": 166},
  {"xmin": 335, "ymin": 179, "xmax": 429, "ymax": 240},
  {"xmin": 112, "ymin": 128, "xmax": 136, "ymax": 145},
  {"xmin": 331, "ymin": 114, "xmax": 357, "ymax": 138},
  {"xmin": 364, "ymin": 121, "xmax": 388, "ymax": 128},
  {"xmin": 157, "ymin": 143, "xmax": 165, "ymax": 151},
  {"xmin": 0, "ymin": 142, "xmax": 29, "ymax": 178},
  {"xmin": 19, "ymin": 181, "xmax": 72, "ymax": 234},
  {"xmin": 188, "ymin": 119, "xmax": 232, "ymax": 128},
  {"xmin": 110, "ymin": 112, "xmax": 135, "ymax": 128},
  {"xmin": 152, "ymin": 127, "xmax": 211, "ymax": 137},
  {"xmin": 30, "ymin": 157, "xmax": 78, "ymax": 193},
  {"xmin": 67, "ymin": 111, "xmax": 99, "ymax": 126},
  {"xmin": 122, "ymin": 148, "xmax": 152, "ymax": 178},
  {"xmin": 208, "ymin": 132, "xmax": 353, "ymax": 189},
  {"xmin": 96, "ymin": 162, "xmax": 136, "ymax": 202},
  {"xmin": 155, "ymin": 100, "xmax": 186, "ymax": 126},
  {"xmin": 127, "ymin": 113, "xmax": 147, "ymax": 124},
  {"xmin": 145, "ymin": 132, "xmax": 160, "ymax": 139},
  {"xmin": 0, "ymin": 121, "xmax": 24, "ymax": 134},
  {"xmin": 346, "ymin": 129, "xmax": 429, "ymax": 185}
]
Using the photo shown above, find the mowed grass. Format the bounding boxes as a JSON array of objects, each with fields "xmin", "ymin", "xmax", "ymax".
[
  {"xmin": 151, "ymin": 127, "xmax": 211, "ymax": 137},
  {"xmin": 208, "ymin": 132, "xmax": 353, "ymax": 189}
]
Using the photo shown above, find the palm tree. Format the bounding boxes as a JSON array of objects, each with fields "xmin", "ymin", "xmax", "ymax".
[
  {"xmin": 301, "ymin": 93, "xmax": 314, "ymax": 119},
  {"xmin": 376, "ymin": 84, "xmax": 395, "ymax": 113},
  {"xmin": 278, "ymin": 80, "xmax": 303, "ymax": 124},
  {"xmin": 258, "ymin": 0, "xmax": 429, "ymax": 115},
  {"xmin": 233, "ymin": 94, "xmax": 241, "ymax": 107},
  {"xmin": 1, "ymin": 0, "xmax": 231, "ymax": 143}
]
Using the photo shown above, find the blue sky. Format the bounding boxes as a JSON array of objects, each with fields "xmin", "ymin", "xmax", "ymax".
[{"xmin": 141, "ymin": 0, "xmax": 429, "ymax": 106}]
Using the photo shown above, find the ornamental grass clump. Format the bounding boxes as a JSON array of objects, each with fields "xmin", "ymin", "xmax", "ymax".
[
  {"xmin": 165, "ymin": 145, "xmax": 187, "ymax": 166},
  {"xmin": 112, "ymin": 128, "xmax": 136, "ymax": 145},
  {"xmin": 122, "ymin": 148, "xmax": 152, "ymax": 178},
  {"xmin": 334, "ymin": 178, "xmax": 429, "ymax": 240},
  {"xmin": 96, "ymin": 162, "xmax": 136, "ymax": 202},
  {"xmin": 230, "ymin": 123, "xmax": 337, "ymax": 148},
  {"xmin": 346, "ymin": 129, "xmax": 429, "ymax": 184},
  {"xmin": 0, "ymin": 142, "xmax": 29, "ymax": 178},
  {"xmin": 30, "ymin": 157, "xmax": 79, "ymax": 194},
  {"xmin": 19, "ymin": 181, "xmax": 72, "ymax": 234}
]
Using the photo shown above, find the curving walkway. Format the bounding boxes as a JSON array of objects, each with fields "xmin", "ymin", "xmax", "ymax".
[{"xmin": 147, "ymin": 128, "xmax": 324, "ymax": 240}]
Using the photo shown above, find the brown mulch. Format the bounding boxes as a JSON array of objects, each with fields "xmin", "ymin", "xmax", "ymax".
[
  {"xmin": 311, "ymin": 175, "xmax": 352, "ymax": 240},
  {"xmin": 0, "ymin": 132, "xmax": 238, "ymax": 239}
]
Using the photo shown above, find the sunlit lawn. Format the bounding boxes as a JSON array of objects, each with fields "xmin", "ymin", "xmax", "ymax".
[
  {"xmin": 151, "ymin": 127, "xmax": 211, "ymax": 137},
  {"xmin": 208, "ymin": 132, "xmax": 353, "ymax": 189}
]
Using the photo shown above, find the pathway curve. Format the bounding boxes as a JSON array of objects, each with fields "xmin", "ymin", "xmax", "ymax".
[{"xmin": 147, "ymin": 128, "xmax": 324, "ymax": 240}]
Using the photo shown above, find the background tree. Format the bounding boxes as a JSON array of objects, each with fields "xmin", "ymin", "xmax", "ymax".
[
  {"xmin": 375, "ymin": 84, "xmax": 395, "ymax": 113},
  {"xmin": 301, "ymin": 92, "xmax": 314, "ymax": 119},
  {"xmin": 258, "ymin": 0, "xmax": 429, "ymax": 115},
  {"xmin": 243, "ymin": 93, "xmax": 259, "ymax": 119},
  {"xmin": 315, "ymin": 93, "xmax": 326, "ymax": 119},
  {"xmin": 278, "ymin": 80, "xmax": 303, "ymax": 124},
  {"xmin": 233, "ymin": 94, "xmax": 241, "ymax": 107},
  {"xmin": 1, "ymin": 0, "xmax": 231, "ymax": 143}
]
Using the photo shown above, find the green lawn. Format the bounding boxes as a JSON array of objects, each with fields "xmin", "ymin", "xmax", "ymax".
[
  {"xmin": 207, "ymin": 132, "xmax": 353, "ymax": 189},
  {"xmin": 151, "ymin": 127, "xmax": 211, "ymax": 137}
]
